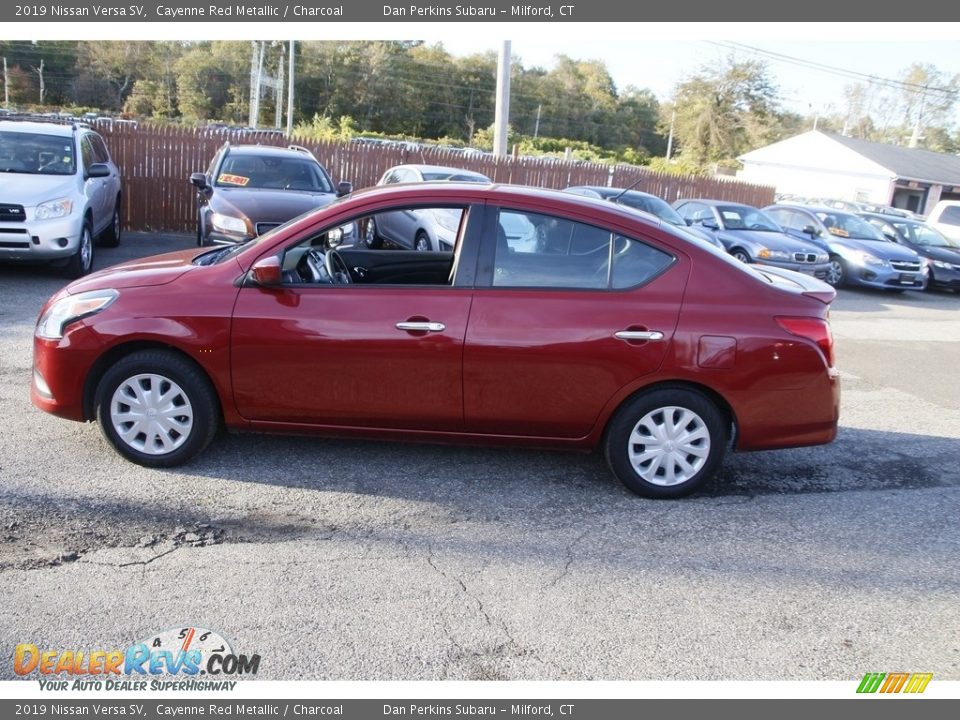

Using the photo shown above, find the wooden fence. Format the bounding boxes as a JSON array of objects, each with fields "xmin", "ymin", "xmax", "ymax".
[{"xmin": 97, "ymin": 123, "xmax": 775, "ymax": 234}]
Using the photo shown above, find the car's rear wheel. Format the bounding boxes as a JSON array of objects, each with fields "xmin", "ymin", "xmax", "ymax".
[
  {"xmin": 826, "ymin": 255, "xmax": 847, "ymax": 287},
  {"xmin": 100, "ymin": 199, "xmax": 121, "ymax": 247},
  {"xmin": 95, "ymin": 350, "xmax": 220, "ymax": 467},
  {"xmin": 361, "ymin": 218, "xmax": 382, "ymax": 249},
  {"xmin": 63, "ymin": 220, "xmax": 94, "ymax": 278},
  {"xmin": 414, "ymin": 231, "xmax": 431, "ymax": 252},
  {"xmin": 604, "ymin": 388, "xmax": 727, "ymax": 499}
]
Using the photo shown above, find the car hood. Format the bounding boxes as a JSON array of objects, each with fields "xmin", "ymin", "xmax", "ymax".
[
  {"xmin": 915, "ymin": 244, "xmax": 960, "ymax": 262},
  {"xmin": 0, "ymin": 174, "xmax": 77, "ymax": 205},
  {"xmin": 211, "ymin": 188, "xmax": 337, "ymax": 223},
  {"xmin": 66, "ymin": 249, "xmax": 207, "ymax": 294},
  {"xmin": 826, "ymin": 236, "xmax": 920, "ymax": 261},
  {"xmin": 719, "ymin": 229, "xmax": 820, "ymax": 253}
]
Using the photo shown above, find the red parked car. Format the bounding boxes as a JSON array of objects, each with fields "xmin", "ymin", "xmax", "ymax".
[{"xmin": 31, "ymin": 184, "xmax": 840, "ymax": 498}]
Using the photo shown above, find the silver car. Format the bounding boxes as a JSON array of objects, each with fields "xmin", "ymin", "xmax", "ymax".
[
  {"xmin": 362, "ymin": 164, "xmax": 491, "ymax": 251},
  {"xmin": 0, "ymin": 120, "xmax": 122, "ymax": 277}
]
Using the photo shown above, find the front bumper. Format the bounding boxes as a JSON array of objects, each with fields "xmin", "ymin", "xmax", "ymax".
[
  {"xmin": 0, "ymin": 213, "xmax": 83, "ymax": 261},
  {"xmin": 929, "ymin": 263, "xmax": 960, "ymax": 290},
  {"xmin": 848, "ymin": 263, "xmax": 927, "ymax": 291}
]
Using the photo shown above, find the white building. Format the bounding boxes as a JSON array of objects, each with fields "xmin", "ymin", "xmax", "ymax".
[{"xmin": 738, "ymin": 131, "xmax": 960, "ymax": 215}]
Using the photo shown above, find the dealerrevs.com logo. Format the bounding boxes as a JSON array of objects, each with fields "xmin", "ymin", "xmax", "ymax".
[{"xmin": 13, "ymin": 626, "xmax": 260, "ymax": 691}]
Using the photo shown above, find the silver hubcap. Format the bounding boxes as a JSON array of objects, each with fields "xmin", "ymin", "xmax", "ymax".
[
  {"xmin": 113, "ymin": 210, "xmax": 120, "ymax": 237},
  {"xmin": 734, "ymin": 252, "xmax": 749, "ymax": 263},
  {"xmin": 110, "ymin": 374, "xmax": 194, "ymax": 455},
  {"xmin": 627, "ymin": 406, "xmax": 710, "ymax": 487},
  {"xmin": 80, "ymin": 228, "xmax": 92, "ymax": 270},
  {"xmin": 827, "ymin": 260, "xmax": 843, "ymax": 285},
  {"xmin": 415, "ymin": 235, "xmax": 429, "ymax": 251}
]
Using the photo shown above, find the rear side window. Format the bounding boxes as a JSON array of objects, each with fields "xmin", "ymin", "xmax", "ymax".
[
  {"xmin": 88, "ymin": 133, "xmax": 110, "ymax": 164},
  {"xmin": 939, "ymin": 205, "xmax": 960, "ymax": 225},
  {"xmin": 492, "ymin": 209, "xmax": 673, "ymax": 290}
]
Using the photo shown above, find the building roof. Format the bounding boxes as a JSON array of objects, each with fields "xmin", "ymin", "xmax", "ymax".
[{"xmin": 817, "ymin": 132, "xmax": 960, "ymax": 186}]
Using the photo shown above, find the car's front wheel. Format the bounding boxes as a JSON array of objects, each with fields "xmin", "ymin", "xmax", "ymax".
[
  {"xmin": 604, "ymin": 388, "xmax": 727, "ymax": 499},
  {"xmin": 731, "ymin": 249, "xmax": 751, "ymax": 263},
  {"xmin": 63, "ymin": 220, "xmax": 94, "ymax": 278},
  {"xmin": 95, "ymin": 350, "xmax": 220, "ymax": 467},
  {"xmin": 826, "ymin": 255, "xmax": 847, "ymax": 287}
]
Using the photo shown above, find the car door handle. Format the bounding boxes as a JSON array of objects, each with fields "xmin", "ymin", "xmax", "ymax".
[
  {"xmin": 396, "ymin": 321, "xmax": 445, "ymax": 333},
  {"xmin": 615, "ymin": 330, "xmax": 664, "ymax": 341}
]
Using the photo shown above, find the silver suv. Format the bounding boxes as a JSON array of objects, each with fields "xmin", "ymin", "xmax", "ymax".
[{"xmin": 0, "ymin": 120, "xmax": 122, "ymax": 277}]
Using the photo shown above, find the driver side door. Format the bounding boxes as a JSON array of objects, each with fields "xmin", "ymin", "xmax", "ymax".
[{"xmin": 229, "ymin": 203, "xmax": 481, "ymax": 431}]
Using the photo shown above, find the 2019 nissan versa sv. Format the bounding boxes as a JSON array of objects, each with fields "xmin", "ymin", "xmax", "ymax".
[{"xmin": 32, "ymin": 184, "xmax": 840, "ymax": 498}]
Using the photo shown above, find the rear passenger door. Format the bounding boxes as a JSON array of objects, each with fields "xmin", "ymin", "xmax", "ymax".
[{"xmin": 462, "ymin": 205, "xmax": 688, "ymax": 439}]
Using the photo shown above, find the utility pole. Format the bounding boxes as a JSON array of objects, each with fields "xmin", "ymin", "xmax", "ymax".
[
  {"xmin": 275, "ymin": 44, "xmax": 285, "ymax": 129},
  {"xmin": 3, "ymin": 57, "xmax": 8, "ymax": 108},
  {"xmin": 249, "ymin": 41, "xmax": 263, "ymax": 128},
  {"xmin": 909, "ymin": 88, "xmax": 927, "ymax": 148},
  {"xmin": 493, "ymin": 41, "xmax": 511, "ymax": 158},
  {"xmin": 286, "ymin": 40, "xmax": 295, "ymax": 136},
  {"xmin": 665, "ymin": 110, "xmax": 676, "ymax": 161},
  {"xmin": 33, "ymin": 59, "xmax": 44, "ymax": 106},
  {"xmin": 533, "ymin": 104, "xmax": 542, "ymax": 139}
]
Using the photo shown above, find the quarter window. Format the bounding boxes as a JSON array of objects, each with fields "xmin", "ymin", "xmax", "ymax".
[{"xmin": 493, "ymin": 210, "xmax": 673, "ymax": 290}]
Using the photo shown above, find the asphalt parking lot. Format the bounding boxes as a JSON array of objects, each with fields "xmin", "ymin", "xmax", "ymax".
[{"xmin": 0, "ymin": 233, "xmax": 957, "ymax": 681}]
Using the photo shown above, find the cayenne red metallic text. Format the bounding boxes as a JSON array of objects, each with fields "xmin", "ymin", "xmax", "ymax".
[{"xmin": 31, "ymin": 184, "xmax": 840, "ymax": 498}]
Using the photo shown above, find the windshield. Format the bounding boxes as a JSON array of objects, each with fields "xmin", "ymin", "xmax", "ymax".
[
  {"xmin": 216, "ymin": 154, "xmax": 333, "ymax": 192},
  {"xmin": 0, "ymin": 131, "xmax": 76, "ymax": 175},
  {"xmin": 617, "ymin": 194, "xmax": 687, "ymax": 227},
  {"xmin": 716, "ymin": 205, "xmax": 781, "ymax": 232},
  {"xmin": 817, "ymin": 211, "xmax": 886, "ymax": 241},
  {"xmin": 894, "ymin": 221, "xmax": 959, "ymax": 248}
]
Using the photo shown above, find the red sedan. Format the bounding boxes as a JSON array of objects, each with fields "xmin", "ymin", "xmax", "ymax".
[{"xmin": 31, "ymin": 184, "xmax": 840, "ymax": 498}]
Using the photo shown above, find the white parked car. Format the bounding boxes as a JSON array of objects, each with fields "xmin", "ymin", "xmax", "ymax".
[
  {"xmin": 926, "ymin": 200, "xmax": 960, "ymax": 243},
  {"xmin": 362, "ymin": 164, "xmax": 491, "ymax": 251},
  {"xmin": 0, "ymin": 120, "xmax": 122, "ymax": 277}
]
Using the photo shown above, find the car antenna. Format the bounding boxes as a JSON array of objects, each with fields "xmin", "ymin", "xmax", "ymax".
[{"xmin": 611, "ymin": 177, "xmax": 644, "ymax": 203}]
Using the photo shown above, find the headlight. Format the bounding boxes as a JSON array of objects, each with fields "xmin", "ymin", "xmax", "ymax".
[
  {"xmin": 850, "ymin": 251, "xmax": 885, "ymax": 267},
  {"xmin": 35, "ymin": 198, "xmax": 74, "ymax": 220},
  {"xmin": 36, "ymin": 289, "xmax": 118, "ymax": 340},
  {"xmin": 211, "ymin": 212, "xmax": 249, "ymax": 235},
  {"xmin": 932, "ymin": 259, "xmax": 955, "ymax": 269},
  {"xmin": 817, "ymin": 254, "xmax": 829, "ymax": 263},
  {"xmin": 757, "ymin": 248, "xmax": 791, "ymax": 261}
]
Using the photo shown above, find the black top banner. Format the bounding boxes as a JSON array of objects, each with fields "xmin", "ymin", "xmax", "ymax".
[{"xmin": 2, "ymin": 0, "xmax": 952, "ymax": 22}]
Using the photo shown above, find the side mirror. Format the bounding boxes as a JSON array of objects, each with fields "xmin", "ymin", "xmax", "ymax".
[
  {"xmin": 684, "ymin": 218, "xmax": 693, "ymax": 226},
  {"xmin": 87, "ymin": 163, "xmax": 111, "ymax": 179},
  {"xmin": 337, "ymin": 181, "xmax": 353, "ymax": 197},
  {"xmin": 802, "ymin": 225, "xmax": 819, "ymax": 237},
  {"xmin": 189, "ymin": 172, "xmax": 208, "ymax": 190},
  {"xmin": 701, "ymin": 218, "xmax": 719, "ymax": 231},
  {"xmin": 250, "ymin": 256, "xmax": 282, "ymax": 287}
]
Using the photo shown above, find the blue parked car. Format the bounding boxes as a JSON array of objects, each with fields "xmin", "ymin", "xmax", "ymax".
[
  {"xmin": 765, "ymin": 205, "xmax": 927, "ymax": 291},
  {"xmin": 859, "ymin": 212, "xmax": 960, "ymax": 292},
  {"xmin": 673, "ymin": 199, "xmax": 831, "ymax": 278}
]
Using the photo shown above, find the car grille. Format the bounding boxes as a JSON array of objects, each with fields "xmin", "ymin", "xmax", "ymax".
[
  {"xmin": 0, "ymin": 240, "xmax": 30, "ymax": 248},
  {"xmin": 255, "ymin": 222, "xmax": 281, "ymax": 236},
  {"xmin": 890, "ymin": 260, "xmax": 922, "ymax": 272},
  {"xmin": 793, "ymin": 252, "xmax": 818, "ymax": 263},
  {"xmin": 0, "ymin": 204, "xmax": 26, "ymax": 222}
]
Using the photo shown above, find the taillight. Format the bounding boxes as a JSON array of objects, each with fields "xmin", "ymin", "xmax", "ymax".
[{"xmin": 776, "ymin": 316, "xmax": 834, "ymax": 367}]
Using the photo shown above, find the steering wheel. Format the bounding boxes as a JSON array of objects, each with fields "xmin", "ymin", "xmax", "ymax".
[
  {"xmin": 748, "ymin": 223, "xmax": 765, "ymax": 230},
  {"xmin": 299, "ymin": 249, "xmax": 329, "ymax": 283},
  {"xmin": 324, "ymin": 249, "xmax": 352, "ymax": 284}
]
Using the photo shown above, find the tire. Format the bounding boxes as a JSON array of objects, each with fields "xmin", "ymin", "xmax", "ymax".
[
  {"xmin": 361, "ymin": 217, "xmax": 383, "ymax": 249},
  {"xmin": 95, "ymin": 350, "xmax": 220, "ymax": 468},
  {"xmin": 604, "ymin": 388, "xmax": 727, "ymax": 499},
  {"xmin": 826, "ymin": 255, "xmax": 847, "ymax": 288},
  {"xmin": 731, "ymin": 249, "xmax": 751, "ymax": 263},
  {"xmin": 414, "ymin": 231, "xmax": 432, "ymax": 252},
  {"xmin": 63, "ymin": 220, "xmax": 94, "ymax": 279},
  {"xmin": 197, "ymin": 211, "xmax": 207, "ymax": 247},
  {"xmin": 99, "ymin": 199, "xmax": 121, "ymax": 247}
]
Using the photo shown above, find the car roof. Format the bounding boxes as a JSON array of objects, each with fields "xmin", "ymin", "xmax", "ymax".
[
  {"xmin": 225, "ymin": 144, "xmax": 317, "ymax": 159},
  {"xmin": 349, "ymin": 181, "xmax": 665, "ymax": 230},
  {"xmin": 388, "ymin": 164, "xmax": 490, "ymax": 178},
  {"xmin": 860, "ymin": 212, "xmax": 921, "ymax": 225},
  {"xmin": 566, "ymin": 186, "xmax": 662, "ymax": 201},
  {"xmin": 677, "ymin": 198, "xmax": 753, "ymax": 209},
  {"xmin": 0, "ymin": 120, "xmax": 75, "ymax": 137}
]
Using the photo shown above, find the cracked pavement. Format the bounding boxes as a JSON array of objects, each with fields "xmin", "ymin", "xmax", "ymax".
[{"xmin": 0, "ymin": 234, "xmax": 958, "ymax": 680}]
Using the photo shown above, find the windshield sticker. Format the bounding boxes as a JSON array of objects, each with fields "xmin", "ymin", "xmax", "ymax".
[
  {"xmin": 827, "ymin": 227, "xmax": 850, "ymax": 237},
  {"xmin": 218, "ymin": 173, "xmax": 250, "ymax": 186},
  {"xmin": 721, "ymin": 211, "xmax": 742, "ymax": 221}
]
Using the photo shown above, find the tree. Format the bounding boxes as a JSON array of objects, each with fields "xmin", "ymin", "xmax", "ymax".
[
  {"xmin": 668, "ymin": 56, "xmax": 780, "ymax": 168},
  {"xmin": 81, "ymin": 42, "xmax": 148, "ymax": 109}
]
